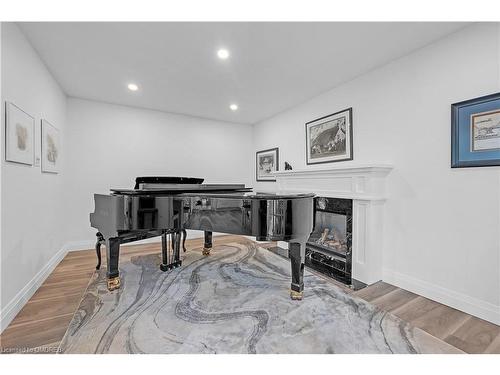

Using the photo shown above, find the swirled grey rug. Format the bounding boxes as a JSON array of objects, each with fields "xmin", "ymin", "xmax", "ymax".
[{"xmin": 59, "ymin": 241, "xmax": 460, "ymax": 354}]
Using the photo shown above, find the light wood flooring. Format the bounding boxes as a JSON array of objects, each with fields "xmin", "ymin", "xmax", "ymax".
[
  {"xmin": 1, "ymin": 236, "xmax": 499, "ymax": 354},
  {"xmin": 353, "ymin": 281, "xmax": 500, "ymax": 354}
]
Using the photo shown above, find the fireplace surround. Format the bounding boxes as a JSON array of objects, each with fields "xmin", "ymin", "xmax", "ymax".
[{"xmin": 271, "ymin": 164, "xmax": 392, "ymax": 286}]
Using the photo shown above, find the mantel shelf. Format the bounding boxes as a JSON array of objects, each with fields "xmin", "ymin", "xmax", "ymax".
[{"xmin": 271, "ymin": 164, "xmax": 393, "ymax": 177}]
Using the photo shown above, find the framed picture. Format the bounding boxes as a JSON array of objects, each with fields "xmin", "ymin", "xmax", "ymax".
[
  {"xmin": 451, "ymin": 92, "xmax": 500, "ymax": 168},
  {"xmin": 306, "ymin": 108, "xmax": 353, "ymax": 165},
  {"xmin": 5, "ymin": 102, "xmax": 35, "ymax": 165},
  {"xmin": 256, "ymin": 147, "xmax": 279, "ymax": 181},
  {"xmin": 41, "ymin": 119, "xmax": 60, "ymax": 173}
]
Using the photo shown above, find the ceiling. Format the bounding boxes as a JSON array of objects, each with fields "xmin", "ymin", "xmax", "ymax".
[{"xmin": 18, "ymin": 22, "xmax": 467, "ymax": 124}]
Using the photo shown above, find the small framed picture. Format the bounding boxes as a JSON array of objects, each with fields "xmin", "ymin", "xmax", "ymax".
[
  {"xmin": 41, "ymin": 119, "xmax": 60, "ymax": 173},
  {"xmin": 451, "ymin": 92, "xmax": 500, "ymax": 168},
  {"xmin": 306, "ymin": 108, "xmax": 353, "ymax": 165},
  {"xmin": 256, "ymin": 147, "xmax": 279, "ymax": 182},
  {"xmin": 5, "ymin": 102, "xmax": 35, "ymax": 165}
]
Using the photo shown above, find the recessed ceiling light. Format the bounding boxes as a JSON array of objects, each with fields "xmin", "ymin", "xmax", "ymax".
[
  {"xmin": 217, "ymin": 49, "xmax": 230, "ymax": 60},
  {"xmin": 127, "ymin": 83, "xmax": 139, "ymax": 91},
  {"xmin": 229, "ymin": 104, "xmax": 238, "ymax": 111}
]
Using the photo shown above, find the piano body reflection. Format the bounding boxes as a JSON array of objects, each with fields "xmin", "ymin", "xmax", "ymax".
[{"xmin": 90, "ymin": 177, "xmax": 314, "ymax": 300}]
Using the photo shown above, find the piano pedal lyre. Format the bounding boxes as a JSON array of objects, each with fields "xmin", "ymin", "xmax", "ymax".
[{"xmin": 107, "ymin": 276, "xmax": 121, "ymax": 291}]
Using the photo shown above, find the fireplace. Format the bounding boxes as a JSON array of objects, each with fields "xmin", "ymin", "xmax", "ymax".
[
  {"xmin": 272, "ymin": 164, "xmax": 392, "ymax": 286},
  {"xmin": 305, "ymin": 197, "xmax": 353, "ymax": 285}
]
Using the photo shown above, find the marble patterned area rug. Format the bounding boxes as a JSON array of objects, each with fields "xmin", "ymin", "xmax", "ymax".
[{"xmin": 59, "ymin": 241, "xmax": 461, "ymax": 354}]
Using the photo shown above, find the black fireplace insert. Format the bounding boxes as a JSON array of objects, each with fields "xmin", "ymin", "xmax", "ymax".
[{"xmin": 305, "ymin": 197, "xmax": 353, "ymax": 285}]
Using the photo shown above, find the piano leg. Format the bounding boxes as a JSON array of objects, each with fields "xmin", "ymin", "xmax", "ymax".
[
  {"xmin": 181, "ymin": 229, "xmax": 187, "ymax": 252},
  {"xmin": 202, "ymin": 231, "xmax": 212, "ymax": 256},
  {"xmin": 106, "ymin": 237, "xmax": 121, "ymax": 291},
  {"xmin": 160, "ymin": 231, "xmax": 170, "ymax": 271},
  {"xmin": 288, "ymin": 239, "xmax": 306, "ymax": 300},
  {"xmin": 172, "ymin": 231, "xmax": 182, "ymax": 267},
  {"xmin": 95, "ymin": 232, "xmax": 105, "ymax": 270}
]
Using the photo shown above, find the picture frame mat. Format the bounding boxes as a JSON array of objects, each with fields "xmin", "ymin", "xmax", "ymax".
[
  {"xmin": 470, "ymin": 109, "xmax": 500, "ymax": 152},
  {"xmin": 5, "ymin": 101, "xmax": 35, "ymax": 166},
  {"xmin": 41, "ymin": 119, "xmax": 60, "ymax": 174}
]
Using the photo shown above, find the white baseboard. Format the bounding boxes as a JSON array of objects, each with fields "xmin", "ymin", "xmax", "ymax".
[
  {"xmin": 63, "ymin": 238, "xmax": 163, "ymax": 252},
  {"xmin": 277, "ymin": 241, "xmax": 289, "ymax": 250},
  {"xmin": 383, "ymin": 268, "xmax": 500, "ymax": 325},
  {"xmin": 63, "ymin": 230, "xmax": 230, "ymax": 252},
  {"xmin": 63, "ymin": 240, "xmax": 95, "ymax": 252},
  {"xmin": 0, "ymin": 245, "xmax": 68, "ymax": 333}
]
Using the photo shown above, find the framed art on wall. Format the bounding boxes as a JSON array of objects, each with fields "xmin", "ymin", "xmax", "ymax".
[
  {"xmin": 256, "ymin": 147, "xmax": 279, "ymax": 181},
  {"xmin": 41, "ymin": 119, "xmax": 60, "ymax": 173},
  {"xmin": 451, "ymin": 92, "xmax": 500, "ymax": 168},
  {"xmin": 306, "ymin": 108, "xmax": 353, "ymax": 165},
  {"xmin": 5, "ymin": 102, "xmax": 35, "ymax": 165}
]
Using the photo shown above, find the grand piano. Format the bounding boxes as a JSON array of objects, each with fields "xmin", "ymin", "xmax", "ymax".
[{"xmin": 90, "ymin": 177, "xmax": 314, "ymax": 300}]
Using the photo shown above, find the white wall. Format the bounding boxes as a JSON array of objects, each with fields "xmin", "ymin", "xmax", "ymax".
[
  {"xmin": 253, "ymin": 23, "xmax": 500, "ymax": 324},
  {"xmin": 0, "ymin": 23, "xmax": 67, "ymax": 331},
  {"xmin": 0, "ymin": 26, "xmax": 253, "ymax": 332},
  {"xmin": 63, "ymin": 98, "xmax": 253, "ymax": 247}
]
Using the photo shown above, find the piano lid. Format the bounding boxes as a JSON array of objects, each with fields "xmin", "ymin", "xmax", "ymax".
[
  {"xmin": 111, "ymin": 184, "xmax": 251, "ymax": 195},
  {"xmin": 134, "ymin": 176, "xmax": 204, "ymax": 189}
]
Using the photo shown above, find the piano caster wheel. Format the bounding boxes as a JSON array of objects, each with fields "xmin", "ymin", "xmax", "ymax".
[
  {"xmin": 107, "ymin": 276, "xmax": 121, "ymax": 291},
  {"xmin": 290, "ymin": 290, "xmax": 303, "ymax": 300},
  {"xmin": 202, "ymin": 247, "xmax": 211, "ymax": 256}
]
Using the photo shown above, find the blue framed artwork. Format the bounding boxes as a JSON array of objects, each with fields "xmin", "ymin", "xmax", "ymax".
[{"xmin": 451, "ymin": 92, "xmax": 500, "ymax": 168}]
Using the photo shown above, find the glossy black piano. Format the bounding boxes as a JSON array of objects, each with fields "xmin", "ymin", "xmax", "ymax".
[{"xmin": 90, "ymin": 177, "xmax": 314, "ymax": 300}]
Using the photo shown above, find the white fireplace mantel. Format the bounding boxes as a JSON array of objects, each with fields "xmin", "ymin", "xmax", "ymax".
[
  {"xmin": 270, "ymin": 164, "xmax": 393, "ymax": 286},
  {"xmin": 271, "ymin": 164, "xmax": 393, "ymax": 201},
  {"xmin": 273, "ymin": 164, "xmax": 392, "ymax": 176}
]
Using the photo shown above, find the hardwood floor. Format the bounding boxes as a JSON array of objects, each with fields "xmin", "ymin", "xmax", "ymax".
[
  {"xmin": 0, "ymin": 235, "xmax": 246, "ymax": 353},
  {"xmin": 353, "ymin": 281, "xmax": 500, "ymax": 354},
  {"xmin": 1, "ymin": 236, "xmax": 499, "ymax": 354}
]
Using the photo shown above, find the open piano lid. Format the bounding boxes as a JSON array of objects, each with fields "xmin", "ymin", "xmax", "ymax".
[
  {"xmin": 112, "ymin": 176, "xmax": 251, "ymax": 195},
  {"xmin": 134, "ymin": 176, "xmax": 204, "ymax": 189}
]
